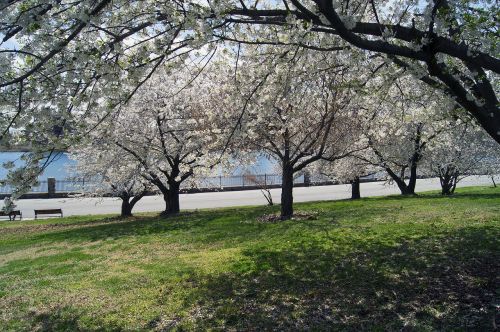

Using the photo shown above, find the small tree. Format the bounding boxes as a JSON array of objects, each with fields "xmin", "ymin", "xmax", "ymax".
[
  {"xmin": 423, "ymin": 123, "xmax": 500, "ymax": 195},
  {"xmin": 243, "ymin": 172, "xmax": 275, "ymax": 206},
  {"xmin": 314, "ymin": 156, "xmax": 377, "ymax": 200},
  {"xmin": 361, "ymin": 77, "xmax": 455, "ymax": 195},
  {"xmin": 69, "ymin": 141, "xmax": 152, "ymax": 217}
]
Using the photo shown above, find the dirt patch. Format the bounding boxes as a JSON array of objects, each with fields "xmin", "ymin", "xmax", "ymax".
[{"xmin": 257, "ymin": 212, "xmax": 318, "ymax": 223}]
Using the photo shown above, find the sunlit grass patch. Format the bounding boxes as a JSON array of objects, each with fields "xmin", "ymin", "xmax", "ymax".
[{"xmin": 0, "ymin": 186, "xmax": 498, "ymax": 330}]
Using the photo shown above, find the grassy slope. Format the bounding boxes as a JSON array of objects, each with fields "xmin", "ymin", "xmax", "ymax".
[{"xmin": 0, "ymin": 186, "xmax": 499, "ymax": 331}]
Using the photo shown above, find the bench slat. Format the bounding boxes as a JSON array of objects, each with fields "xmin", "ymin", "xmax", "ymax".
[
  {"xmin": 34, "ymin": 209, "xmax": 63, "ymax": 214},
  {"xmin": 34, "ymin": 209, "xmax": 63, "ymax": 219}
]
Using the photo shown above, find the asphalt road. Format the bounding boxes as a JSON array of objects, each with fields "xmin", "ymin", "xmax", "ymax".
[{"xmin": 11, "ymin": 176, "xmax": 495, "ymax": 219}]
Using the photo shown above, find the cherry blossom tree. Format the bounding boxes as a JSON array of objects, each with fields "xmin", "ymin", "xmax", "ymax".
[
  {"xmin": 1, "ymin": 0, "xmax": 498, "ymax": 147},
  {"xmin": 0, "ymin": 0, "xmax": 207, "ymax": 142},
  {"xmin": 233, "ymin": 47, "xmax": 364, "ymax": 219},
  {"xmin": 0, "ymin": 0, "xmax": 498, "ymax": 197},
  {"xmin": 314, "ymin": 156, "xmax": 377, "ymax": 199},
  {"xmin": 68, "ymin": 141, "xmax": 153, "ymax": 217},
  {"xmin": 423, "ymin": 122, "xmax": 500, "ymax": 195},
  {"xmin": 227, "ymin": 0, "xmax": 500, "ymax": 144},
  {"xmin": 360, "ymin": 76, "xmax": 456, "ymax": 195},
  {"xmin": 0, "ymin": 0, "xmax": 216, "ymax": 193},
  {"xmin": 93, "ymin": 65, "xmax": 229, "ymax": 216}
]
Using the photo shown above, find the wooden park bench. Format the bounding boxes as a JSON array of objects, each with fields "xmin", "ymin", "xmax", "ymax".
[
  {"xmin": 34, "ymin": 209, "xmax": 63, "ymax": 219},
  {"xmin": 0, "ymin": 210, "xmax": 23, "ymax": 221}
]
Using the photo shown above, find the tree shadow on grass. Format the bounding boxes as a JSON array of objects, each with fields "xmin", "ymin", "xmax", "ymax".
[
  {"xmin": 183, "ymin": 225, "xmax": 499, "ymax": 331},
  {"xmin": 374, "ymin": 189, "xmax": 500, "ymax": 202},
  {"xmin": 29, "ymin": 308, "xmax": 86, "ymax": 332},
  {"xmin": 26, "ymin": 205, "xmax": 279, "ymax": 245},
  {"xmin": 16, "ymin": 188, "xmax": 500, "ymax": 247},
  {"xmin": 26, "ymin": 305, "xmax": 123, "ymax": 332}
]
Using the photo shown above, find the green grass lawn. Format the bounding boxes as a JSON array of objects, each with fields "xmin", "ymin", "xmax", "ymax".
[{"xmin": 0, "ymin": 186, "xmax": 499, "ymax": 331}]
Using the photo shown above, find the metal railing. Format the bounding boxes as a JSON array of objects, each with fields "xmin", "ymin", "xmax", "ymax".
[
  {"xmin": 192, "ymin": 174, "xmax": 307, "ymax": 189},
  {"xmin": 0, "ymin": 181, "xmax": 48, "ymax": 193},
  {"xmin": 0, "ymin": 173, "xmax": 335, "ymax": 195}
]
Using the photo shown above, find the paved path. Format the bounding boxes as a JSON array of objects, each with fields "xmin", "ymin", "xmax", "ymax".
[{"xmin": 11, "ymin": 176, "xmax": 495, "ymax": 219}]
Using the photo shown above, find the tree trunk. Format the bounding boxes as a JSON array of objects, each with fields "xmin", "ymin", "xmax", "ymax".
[
  {"xmin": 491, "ymin": 176, "xmax": 497, "ymax": 188},
  {"xmin": 441, "ymin": 179, "xmax": 458, "ymax": 195},
  {"xmin": 120, "ymin": 198, "xmax": 133, "ymax": 217},
  {"xmin": 385, "ymin": 167, "xmax": 414, "ymax": 195},
  {"xmin": 166, "ymin": 181, "xmax": 180, "ymax": 215},
  {"xmin": 440, "ymin": 178, "xmax": 453, "ymax": 195},
  {"xmin": 395, "ymin": 178, "xmax": 413, "ymax": 195},
  {"xmin": 281, "ymin": 165, "xmax": 294, "ymax": 220},
  {"xmin": 440, "ymin": 168, "xmax": 459, "ymax": 196},
  {"xmin": 351, "ymin": 177, "xmax": 361, "ymax": 199},
  {"xmin": 120, "ymin": 190, "xmax": 146, "ymax": 217},
  {"xmin": 407, "ymin": 162, "xmax": 418, "ymax": 195},
  {"xmin": 149, "ymin": 176, "xmax": 171, "ymax": 216},
  {"xmin": 450, "ymin": 178, "xmax": 458, "ymax": 194},
  {"xmin": 160, "ymin": 194, "xmax": 170, "ymax": 216},
  {"xmin": 406, "ymin": 125, "xmax": 423, "ymax": 195}
]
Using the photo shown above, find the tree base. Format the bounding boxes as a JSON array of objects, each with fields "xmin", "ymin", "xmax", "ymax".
[
  {"xmin": 258, "ymin": 212, "xmax": 317, "ymax": 223},
  {"xmin": 401, "ymin": 191, "xmax": 418, "ymax": 196},
  {"xmin": 160, "ymin": 210, "xmax": 180, "ymax": 218}
]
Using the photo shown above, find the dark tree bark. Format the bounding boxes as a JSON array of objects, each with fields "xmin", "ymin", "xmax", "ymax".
[
  {"xmin": 281, "ymin": 164, "xmax": 294, "ymax": 220},
  {"xmin": 407, "ymin": 160, "xmax": 418, "ymax": 194},
  {"xmin": 120, "ymin": 198, "xmax": 133, "ymax": 217},
  {"xmin": 161, "ymin": 161, "xmax": 182, "ymax": 216},
  {"xmin": 153, "ymin": 185, "xmax": 170, "ymax": 216},
  {"xmin": 147, "ymin": 173, "xmax": 180, "ymax": 216},
  {"xmin": 440, "ymin": 178, "xmax": 457, "ymax": 195},
  {"xmin": 147, "ymin": 179, "xmax": 171, "ymax": 216},
  {"xmin": 407, "ymin": 125, "xmax": 424, "ymax": 194},
  {"xmin": 161, "ymin": 194, "xmax": 170, "ymax": 216},
  {"xmin": 279, "ymin": 128, "xmax": 295, "ymax": 220},
  {"xmin": 166, "ymin": 180, "xmax": 180, "ymax": 215},
  {"xmin": 439, "ymin": 166, "xmax": 459, "ymax": 195},
  {"xmin": 119, "ymin": 190, "xmax": 146, "ymax": 217},
  {"xmin": 351, "ymin": 177, "xmax": 361, "ymax": 199},
  {"xmin": 385, "ymin": 167, "xmax": 415, "ymax": 195},
  {"xmin": 373, "ymin": 124, "xmax": 425, "ymax": 196}
]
